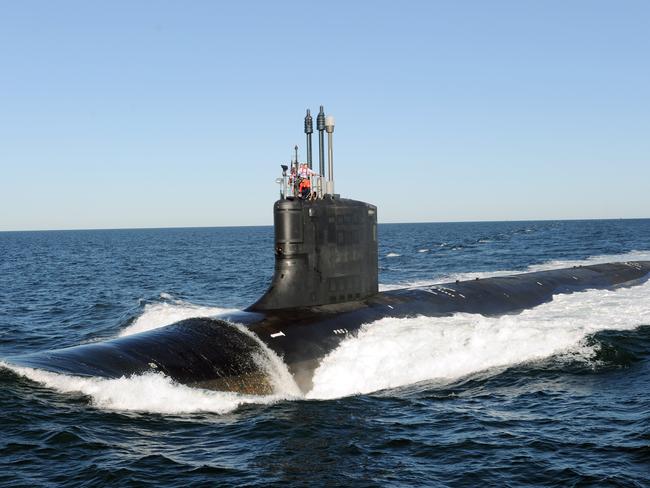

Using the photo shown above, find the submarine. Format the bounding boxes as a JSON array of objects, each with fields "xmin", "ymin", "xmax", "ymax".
[{"xmin": 9, "ymin": 106, "xmax": 650, "ymax": 394}]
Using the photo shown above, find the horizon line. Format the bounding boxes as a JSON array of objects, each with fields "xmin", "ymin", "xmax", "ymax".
[{"xmin": 2, "ymin": 216, "xmax": 649, "ymax": 233}]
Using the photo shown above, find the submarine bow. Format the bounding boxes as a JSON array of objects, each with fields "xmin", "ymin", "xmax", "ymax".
[{"xmin": 10, "ymin": 318, "xmax": 277, "ymax": 394}]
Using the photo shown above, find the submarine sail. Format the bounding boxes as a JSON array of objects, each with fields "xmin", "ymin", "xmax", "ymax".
[{"xmin": 249, "ymin": 197, "xmax": 378, "ymax": 310}]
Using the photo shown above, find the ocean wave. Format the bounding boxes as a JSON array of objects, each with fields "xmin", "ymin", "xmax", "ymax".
[{"xmin": 119, "ymin": 301, "xmax": 237, "ymax": 337}]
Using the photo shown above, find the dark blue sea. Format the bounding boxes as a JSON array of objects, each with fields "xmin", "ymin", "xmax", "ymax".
[{"xmin": 2, "ymin": 219, "xmax": 650, "ymax": 487}]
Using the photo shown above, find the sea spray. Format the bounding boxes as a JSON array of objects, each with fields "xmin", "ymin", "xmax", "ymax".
[
  {"xmin": 309, "ymin": 278, "xmax": 650, "ymax": 399},
  {"xmin": 1, "ymin": 365, "xmax": 279, "ymax": 414}
]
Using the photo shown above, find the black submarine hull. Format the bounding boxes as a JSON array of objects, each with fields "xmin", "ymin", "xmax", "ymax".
[{"xmin": 8, "ymin": 261, "xmax": 650, "ymax": 393}]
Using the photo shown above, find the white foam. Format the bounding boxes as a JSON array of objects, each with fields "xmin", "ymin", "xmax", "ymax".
[
  {"xmin": 119, "ymin": 301, "xmax": 236, "ymax": 337},
  {"xmin": 234, "ymin": 324, "xmax": 301, "ymax": 397},
  {"xmin": 418, "ymin": 249, "xmax": 429, "ymax": 253},
  {"xmin": 308, "ymin": 279, "xmax": 650, "ymax": 399},
  {"xmin": 2, "ymin": 365, "xmax": 292, "ymax": 414},
  {"xmin": 386, "ymin": 252, "xmax": 401, "ymax": 258}
]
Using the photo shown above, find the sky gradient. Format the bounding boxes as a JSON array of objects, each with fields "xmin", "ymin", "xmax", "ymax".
[{"xmin": 1, "ymin": 1, "xmax": 649, "ymax": 231}]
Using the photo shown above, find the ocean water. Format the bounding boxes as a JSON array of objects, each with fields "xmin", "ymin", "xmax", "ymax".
[{"xmin": 1, "ymin": 219, "xmax": 650, "ymax": 487}]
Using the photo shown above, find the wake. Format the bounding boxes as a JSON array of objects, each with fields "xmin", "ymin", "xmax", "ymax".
[{"xmin": 308, "ymin": 279, "xmax": 650, "ymax": 398}]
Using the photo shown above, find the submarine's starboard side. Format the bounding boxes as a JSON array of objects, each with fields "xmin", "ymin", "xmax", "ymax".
[{"xmin": 8, "ymin": 261, "xmax": 650, "ymax": 394}]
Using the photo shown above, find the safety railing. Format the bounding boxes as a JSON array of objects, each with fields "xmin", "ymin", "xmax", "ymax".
[{"xmin": 277, "ymin": 168, "xmax": 324, "ymax": 200}]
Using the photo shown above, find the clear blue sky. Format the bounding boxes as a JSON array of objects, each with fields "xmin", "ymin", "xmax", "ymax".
[{"xmin": 1, "ymin": 1, "xmax": 648, "ymax": 230}]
